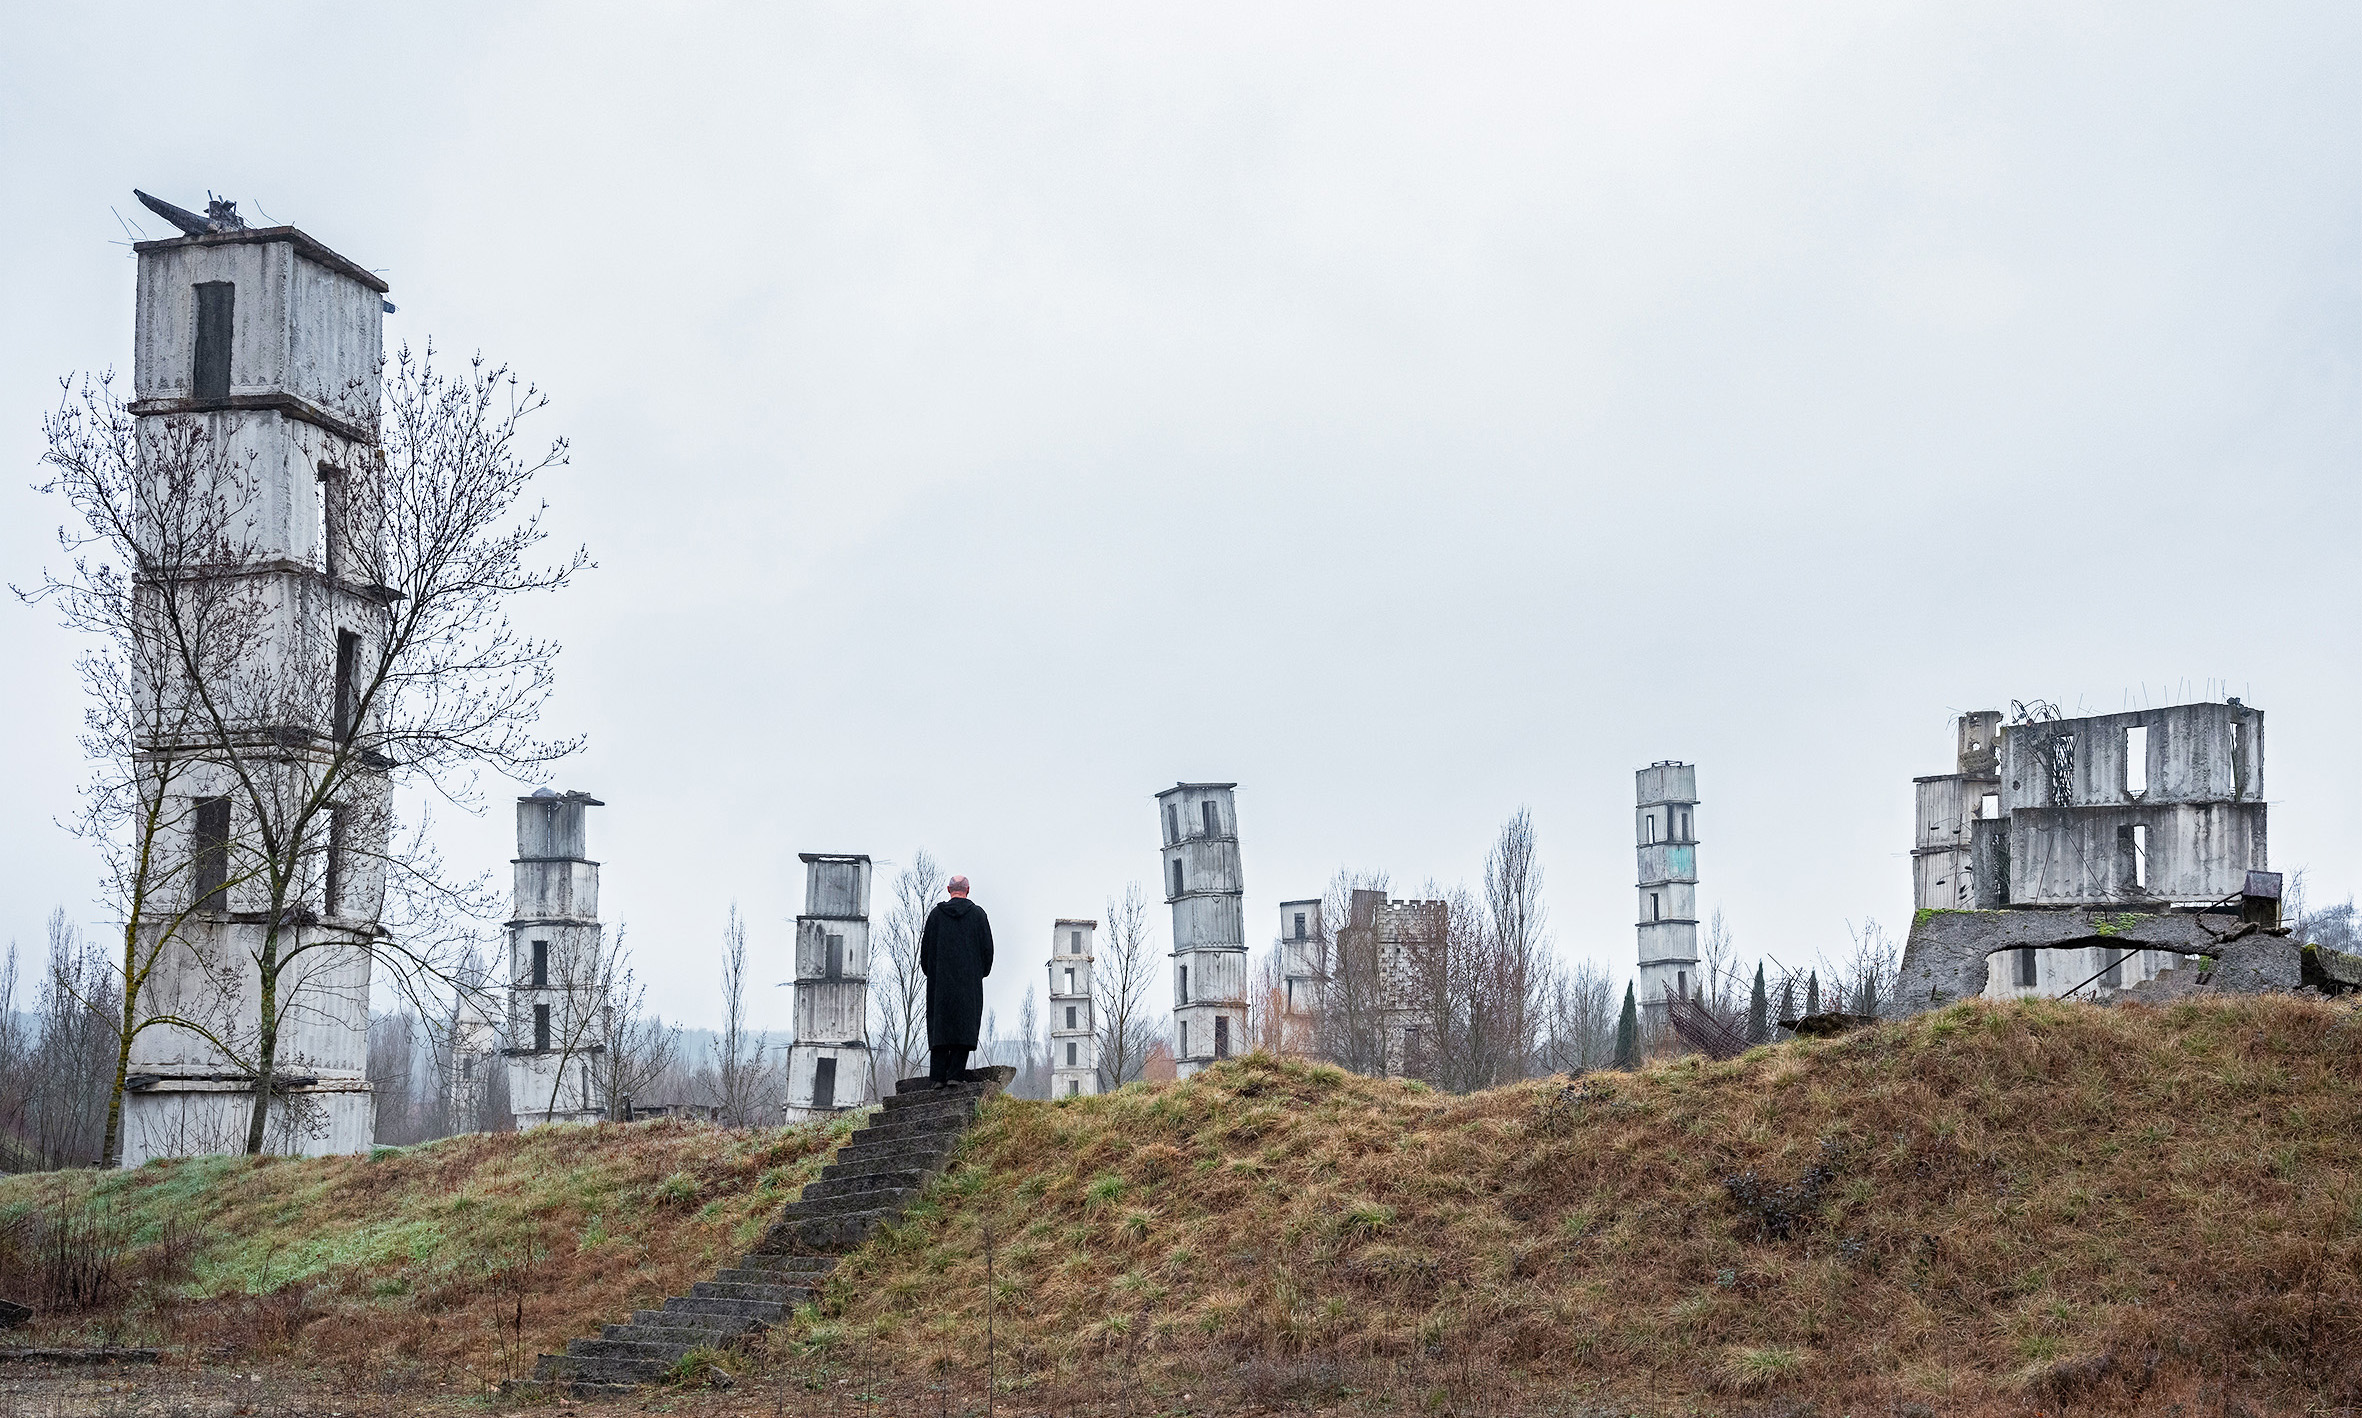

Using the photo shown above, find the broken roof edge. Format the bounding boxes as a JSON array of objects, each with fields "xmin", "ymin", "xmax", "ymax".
[
  {"xmin": 133, "ymin": 225, "xmax": 391, "ymax": 294},
  {"xmin": 1157, "ymin": 781, "xmax": 1239, "ymax": 795},
  {"xmin": 798, "ymin": 852, "xmax": 872, "ymax": 865},
  {"xmin": 1052, "ymin": 917, "xmax": 1100, "ymax": 927}
]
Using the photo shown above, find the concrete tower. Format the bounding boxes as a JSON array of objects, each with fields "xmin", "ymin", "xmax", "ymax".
[
  {"xmin": 507, "ymin": 790, "xmax": 607, "ymax": 1127},
  {"xmin": 1635, "ymin": 762, "xmax": 1700, "ymax": 1021},
  {"xmin": 785, "ymin": 854, "xmax": 874, "ymax": 1121},
  {"xmin": 1278, "ymin": 898, "xmax": 1324, "ymax": 1030},
  {"xmin": 1048, "ymin": 919, "xmax": 1099, "ymax": 1097},
  {"xmin": 1157, "ymin": 782, "xmax": 1246, "ymax": 1077},
  {"xmin": 117, "ymin": 195, "xmax": 391, "ymax": 1165}
]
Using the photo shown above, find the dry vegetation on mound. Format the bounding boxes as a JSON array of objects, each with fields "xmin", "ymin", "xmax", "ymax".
[
  {"xmin": 0, "ymin": 1112, "xmax": 861, "ymax": 1391},
  {"xmin": 808, "ymin": 996, "xmax": 2362, "ymax": 1414}
]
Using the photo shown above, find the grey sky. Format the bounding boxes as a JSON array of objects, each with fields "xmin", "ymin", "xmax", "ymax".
[{"xmin": 4, "ymin": 4, "xmax": 2358, "ymax": 1039}]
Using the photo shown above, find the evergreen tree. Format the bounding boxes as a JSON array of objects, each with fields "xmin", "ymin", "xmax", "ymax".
[
  {"xmin": 1613, "ymin": 982, "xmax": 1639, "ymax": 1069},
  {"xmin": 1747, "ymin": 963, "xmax": 1769, "ymax": 1045}
]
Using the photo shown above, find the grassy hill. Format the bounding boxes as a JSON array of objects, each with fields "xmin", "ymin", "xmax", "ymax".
[{"xmin": 5, "ymin": 995, "xmax": 2360, "ymax": 1414}]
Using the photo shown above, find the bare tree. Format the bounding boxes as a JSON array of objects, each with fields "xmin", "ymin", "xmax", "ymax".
[
  {"xmin": 1015, "ymin": 986, "xmax": 1041, "ymax": 1099},
  {"xmin": 1825, "ymin": 919, "xmax": 1903, "ymax": 1018},
  {"xmin": 872, "ymin": 850, "xmax": 944, "ymax": 1089},
  {"xmin": 714, "ymin": 904, "xmax": 762, "ymax": 1125},
  {"xmin": 30, "ymin": 348, "xmax": 587, "ymax": 1155},
  {"xmin": 1699, "ymin": 908, "xmax": 1739, "ymax": 1015},
  {"xmin": 1542, "ymin": 958, "xmax": 1620, "ymax": 1074},
  {"xmin": 1479, "ymin": 809, "xmax": 1548, "ymax": 1081},
  {"xmin": 1312, "ymin": 869, "xmax": 1393, "ymax": 1076},
  {"xmin": 1095, "ymin": 882, "xmax": 1160, "ymax": 1089}
]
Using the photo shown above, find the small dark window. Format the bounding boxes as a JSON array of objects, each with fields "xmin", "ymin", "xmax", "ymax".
[
  {"xmin": 1214, "ymin": 1015, "xmax": 1230, "ymax": 1060},
  {"xmin": 1165, "ymin": 803, "xmax": 1179, "ymax": 844},
  {"xmin": 319, "ymin": 466, "xmax": 347, "ymax": 579},
  {"xmin": 1170, "ymin": 858, "xmax": 1185, "ymax": 897},
  {"xmin": 193, "ymin": 282, "xmax": 234, "ymax": 400},
  {"xmin": 1178, "ymin": 964, "xmax": 1189, "ymax": 1003},
  {"xmin": 1065, "ymin": 1005, "xmax": 1077, "ymax": 1029},
  {"xmin": 1067, "ymin": 1079, "xmax": 1079, "ymax": 1096},
  {"xmin": 1681, "ymin": 811, "xmax": 1690, "ymax": 839},
  {"xmin": 193, "ymin": 796, "xmax": 231, "ymax": 910},
  {"xmin": 461, "ymin": 1055, "xmax": 473, "ymax": 1081},
  {"xmin": 1066, "ymin": 1041, "xmax": 1078, "ymax": 1067},
  {"xmin": 1649, "ymin": 892, "xmax": 1661, "ymax": 921},
  {"xmin": 1069, "ymin": 929, "xmax": 1081, "ymax": 951},
  {"xmin": 1178, "ymin": 1020, "xmax": 1189, "ymax": 1057},
  {"xmin": 534, "ymin": 1003, "xmax": 551, "ymax": 1051},
  {"xmin": 1201, "ymin": 800, "xmax": 1218, "ymax": 836},
  {"xmin": 2101, "ymin": 949, "xmax": 2124, "ymax": 990},
  {"xmin": 333, "ymin": 630, "xmax": 360, "ymax": 743},
  {"xmin": 812, "ymin": 1056, "xmax": 837, "ymax": 1110},
  {"xmin": 531, "ymin": 940, "xmax": 548, "ymax": 988},
  {"xmin": 1293, "ymin": 911, "xmax": 1306, "ymax": 940},
  {"xmin": 825, "ymin": 933, "xmax": 844, "ymax": 980},
  {"xmin": 1677, "ymin": 970, "xmax": 1688, "ymax": 998},
  {"xmin": 2016, "ymin": 947, "xmax": 2038, "ymax": 988}
]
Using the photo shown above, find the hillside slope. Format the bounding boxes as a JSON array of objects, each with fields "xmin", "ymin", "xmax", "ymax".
[{"xmin": 3, "ymin": 997, "xmax": 2358, "ymax": 1414}]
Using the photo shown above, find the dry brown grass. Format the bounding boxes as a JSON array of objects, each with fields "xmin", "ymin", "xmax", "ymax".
[
  {"xmin": 0, "ymin": 1111, "xmax": 860, "ymax": 1391},
  {"xmin": 807, "ymin": 994, "xmax": 2362, "ymax": 1414}
]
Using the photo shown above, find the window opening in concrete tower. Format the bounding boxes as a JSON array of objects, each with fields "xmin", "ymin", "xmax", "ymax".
[
  {"xmin": 2131, "ymin": 824, "xmax": 2148, "ymax": 889},
  {"xmin": 1165, "ymin": 803, "xmax": 1179, "ymax": 843},
  {"xmin": 2017, "ymin": 946, "xmax": 2037, "ymax": 988},
  {"xmin": 1179, "ymin": 965, "xmax": 1189, "ymax": 1003},
  {"xmin": 1981, "ymin": 792, "xmax": 2001, "ymax": 819},
  {"xmin": 1644, "ymin": 816, "xmax": 1656, "ymax": 845},
  {"xmin": 334, "ymin": 631, "xmax": 360, "ymax": 742},
  {"xmin": 2101, "ymin": 948, "xmax": 2124, "ymax": 990},
  {"xmin": 534, "ymin": 1003, "xmax": 550, "ymax": 1052},
  {"xmin": 1069, "ymin": 930, "xmax": 1081, "ymax": 951},
  {"xmin": 1171, "ymin": 858, "xmax": 1185, "ymax": 896},
  {"xmin": 1064, "ymin": 967, "xmax": 1076, "ymax": 994},
  {"xmin": 2126, "ymin": 725, "xmax": 2149, "ymax": 798},
  {"xmin": 1066, "ymin": 1005, "xmax": 1076, "ymax": 1029},
  {"xmin": 193, "ymin": 282, "xmax": 234, "ymax": 401},
  {"xmin": 193, "ymin": 796, "xmax": 231, "ymax": 910},
  {"xmin": 1067, "ymin": 1078, "xmax": 1079, "ymax": 1096},
  {"xmin": 1678, "ymin": 970, "xmax": 1687, "ymax": 999},
  {"xmin": 813, "ymin": 1056, "xmax": 836, "ymax": 1110},
  {"xmin": 325, "ymin": 805, "xmax": 346, "ymax": 916},
  {"xmin": 1650, "ymin": 893, "xmax": 1661, "ymax": 921},
  {"xmin": 532, "ymin": 941, "xmax": 548, "ymax": 988},
  {"xmin": 1215, "ymin": 1015, "xmax": 1230, "ymax": 1059},
  {"xmin": 1179, "ymin": 1020, "xmax": 1189, "ymax": 1057},
  {"xmin": 2232, "ymin": 719, "xmax": 2248, "ymax": 797},
  {"xmin": 319, "ymin": 466, "xmax": 347, "ymax": 579},
  {"xmin": 1066, "ymin": 1041, "xmax": 1077, "ymax": 1066},
  {"xmin": 825, "ymin": 934, "xmax": 844, "ymax": 980},
  {"xmin": 1293, "ymin": 911, "xmax": 1306, "ymax": 939},
  {"xmin": 1202, "ymin": 800, "xmax": 1219, "ymax": 836},
  {"xmin": 1681, "ymin": 811, "xmax": 1690, "ymax": 839}
]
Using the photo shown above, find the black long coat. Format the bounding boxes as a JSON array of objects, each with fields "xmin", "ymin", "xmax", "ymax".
[{"xmin": 920, "ymin": 896, "xmax": 994, "ymax": 1051}]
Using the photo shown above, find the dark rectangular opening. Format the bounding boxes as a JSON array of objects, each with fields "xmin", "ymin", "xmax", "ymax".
[
  {"xmin": 193, "ymin": 282, "xmax": 234, "ymax": 401},
  {"xmin": 1178, "ymin": 964, "xmax": 1189, "ymax": 1003},
  {"xmin": 1214, "ymin": 1015, "xmax": 1230, "ymax": 1060},
  {"xmin": 812, "ymin": 1056, "xmax": 837, "ymax": 1110},
  {"xmin": 333, "ymin": 631, "xmax": 360, "ymax": 743},
  {"xmin": 1065, "ymin": 1005, "xmax": 1076, "ymax": 1029},
  {"xmin": 324, "ymin": 805, "xmax": 346, "ymax": 916},
  {"xmin": 1292, "ymin": 911, "xmax": 1306, "ymax": 940},
  {"xmin": 825, "ymin": 933, "xmax": 844, "ymax": 980},
  {"xmin": 319, "ymin": 467, "xmax": 347, "ymax": 580},
  {"xmin": 533, "ymin": 1002, "xmax": 551, "ymax": 1052},
  {"xmin": 1164, "ymin": 803, "xmax": 1178, "ymax": 844},
  {"xmin": 2101, "ymin": 949, "xmax": 2124, "ymax": 989},
  {"xmin": 1201, "ymin": 800, "xmax": 1218, "ymax": 836},
  {"xmin": 531, "ymin": 940, "xmax": 548, "ymax": 988},
  {"xmin": 193, "ymin": 796, "xmax": 231, "ymax": 910},
  {"xmin": 2016, "ymin": 946, "xmax": 2038, "ymax": 988},
  {"xmin": 1065, "ymin": 1040, "xmax": 1077, "ymax": 1067},
  {"xmin": 1170, "ymin": 858, "xmax": 1185, "ymax": 897}
]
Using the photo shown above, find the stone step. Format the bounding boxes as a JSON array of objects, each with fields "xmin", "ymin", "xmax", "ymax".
[
  {"xmin": 823, "ymin": 1142, "xmax": 958, "ymax": 1182},
  {"xmin": 536, "ymin": 1353, "xmax": 670, "ymax": 1386},
  {"xmin": 711, "ymin": 1267, "xmax": 820, "ymax": 1293},
  {"xmin": 847, "ymin": 1114, "xmax": 973, "ymax": 1149},
  {"xmin": 662, "ymin": 1294, "xmax": 792, "ymax": 1323},
  {"xmin": 800, "ymin": 1169, "xmax": 932, "ymax": 1203},
  {"xmin": 735, "ymin": 1251, "xmax": 839, "ymax": 1276},
  {"xmin": 603, "ymin": 1321, "xmax": 760, "ymax": 1349},
  {"xmin": 629, "ymin": 1309, "xmax": 766, "ymax": 1336},
  {"xmin": 892, "ymin": 1076, "xmax": 998, "ymax": 1098},
  {"xmin": 833, "ymin": 1127, "xmax": 964, "ymax": 1162},
  {"xmin": 762, "ymin": 1208, "xmax": 898, "ymax": 1254},
  {"xmin": 775, "ymin": 1186, "xmax": 918, "ymax": 1222},
  {"xmin": 870, "ymin": 1094, "xmax": 981, "ymax": 1127},
  {"xmin": 567, "ymin": 1336, "xmax": 695, "ymax": 1362},
  {"xmin": 691, "ymin": 1278, "xmax": 804, "ymax": 1304}
]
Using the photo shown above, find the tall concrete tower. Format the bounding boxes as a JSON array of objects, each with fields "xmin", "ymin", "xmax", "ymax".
[
  {"xmin": 1048, "ymin": 919, "xmax": 1099, "ymax": 1097},
  {"xmin": 507, "ymin": 790, "xmax": 607, "ymax": 1128},
  {"xmin": 1278, "ymin": 898, "xmax": 1324, "ymax": 1032},
  {"xmin": 785, "ymin": 854, "xmax": 873, "ymax": 1121},
  {"xmin": 117, "ymin": 195, "xmax": 391, "ymax": 1166},
  {"xmin": 1635, "ymin": 762, "xmax": 1700, "ymax": 1022},
  {"xmin": 1157, "ymin": 782, "xmax": 1246, "ymax": 1078}
]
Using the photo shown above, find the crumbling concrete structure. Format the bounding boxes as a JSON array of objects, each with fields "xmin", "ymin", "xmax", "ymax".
[
  {"xmin": 1157, "ymin": 782, "xmax": 1246, "ymax": 1077},
  {"xmin": 118, "ymin": 200, "xmax": 391, "ymax": 1165},
  {"xmin": 1279, "ymin": 898, "xmax": 1324, "ymax": 1027},
  {"xmin": 1899, "ymin": 702, "xmax": 2275, "ymax": 1010},
  {"xmin": 1048, "ymin": 920, "xmax": 1099, "ymax": 1097},
  {"xmin": 1635, "ymin": 762, "xmax": 1700, "ymax": 1022},
  {"xmin": 506, "ymin": 790, "xmax": 608, "ymax": 1127},
  {"xmin": 785, "ymin": 854, "xmax": 875, "ymax": 1121},
  {"xmin": 1332, "ymin": 889, "xmax": 1440, "ymax": 1075}
]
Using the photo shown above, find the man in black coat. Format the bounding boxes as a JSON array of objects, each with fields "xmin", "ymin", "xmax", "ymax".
[{"xmin": 919, "ymin": 874, "xmax": 994, "ymax": 1087}]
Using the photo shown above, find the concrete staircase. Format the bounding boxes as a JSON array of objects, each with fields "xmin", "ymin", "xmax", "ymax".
[{"xmin": 531, "ymin": 1066, "xmax": 1013, "ymax": 1395}]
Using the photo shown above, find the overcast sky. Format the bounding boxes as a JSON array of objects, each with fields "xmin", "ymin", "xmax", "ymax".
[{"xmin": 3, "ymin": 4, "xmax": 2358, "ymax": 1042}]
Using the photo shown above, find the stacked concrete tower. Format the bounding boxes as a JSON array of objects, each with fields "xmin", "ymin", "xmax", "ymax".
[
  {"xmin": 1157, "ymin": 782, "xmax": 1246, "ymax": 1077},
  {"xmin": 1278, "ymin": 898, "xmax": 1325, "ymax": 1033},
  {"xmin": 785, "ymin": 854, "xmax": 874, "ymax": 1122},
  {"xmin": 506, "ymin": 790, "xmax": 607, "ymax": 1127},
  {"xmin": 117, "ymin": 195, "xmax": 391, "ymax": 1165},
  {"xmin": 1048, "ymin": 919, "xmax": 1099, "ymax": 1096},
  {"xmin": 1635, "ymin": 762, "xmax": 1701, "ymax": 1021}
]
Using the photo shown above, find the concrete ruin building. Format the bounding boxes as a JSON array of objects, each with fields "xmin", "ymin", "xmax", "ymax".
[
  {"xmin": 118, "ymin": 196, "xmax": 391, "ymax": 1165},
  {"xmin": 1635, "ymin": 762, "xmax": 1701, "ymax": 1021},
  {"xmin": 506, "ymin": 790, "xmax": 608, "ymax": 1127},
  {"xmin": 1331, "ymin": 888, "xmax": 1441, "ymax": 1076},
  {"xmin": 1899, "ymin": 701, "xmax": 2275, "ymax": 1008},
  {"xmin": 1279, "ymin": 897, "xmax": 1325, "ymax": 1035},
  {"xmin": 1157, "ymin": 782, "xmax": 1247, "ymax": 1077},
  {"xmin": 784, "ymin": 854, "xmax": 874, "ymax": 1120},
  {"xmin": 1048, "ymin": 919, "xmax": 1100, "ymax": 1097}
]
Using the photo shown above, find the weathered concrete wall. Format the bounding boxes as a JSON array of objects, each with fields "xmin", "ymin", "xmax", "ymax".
[
  {"xmin": 1159, "ymin": 783, "xmax": 1247, "ymax": 1076},
  {"xmin": 2008, "ymin": 802, "xmax": 2266, "ymax": 905},
  {"xmin": 1049, "ymin": 919, "xmax": 1098, "ymax": 1097},
  {"xmin": 787, "ymin": 854, "xmax": 873, "ymax": 1116},
  {"xmin": 1998, "ymin": 704, "xmax": 2262, "ymax": 813},
  {"xmin": 1897, "ymin": 907, "xmax": 2224, "ymax": 1012}
]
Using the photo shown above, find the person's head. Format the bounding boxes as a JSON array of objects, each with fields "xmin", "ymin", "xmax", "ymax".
[{"xmin": 947, "ymin": 875, "xmax": 971, "ymax": 898}]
